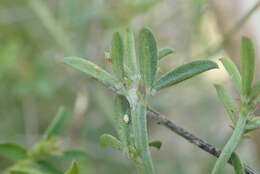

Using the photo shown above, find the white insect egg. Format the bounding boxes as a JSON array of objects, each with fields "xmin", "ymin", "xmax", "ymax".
[{"xmin": 123, "ymin": 114, "xmax": 129, "ymax": 123}]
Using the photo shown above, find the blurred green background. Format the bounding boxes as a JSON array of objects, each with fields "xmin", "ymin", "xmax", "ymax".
[{"xmin": 0, "ymin": 0, "xmax": 259, "ymax": 173}]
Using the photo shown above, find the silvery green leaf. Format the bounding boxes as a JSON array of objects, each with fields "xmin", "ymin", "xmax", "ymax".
[
  {"xmin": 250, "ymin": 81, "xmax": 260, "ymax": 98},
  {"xmin": 0, "ymin": 143, "xmax": 28, "ymax": 160},
  {"xmin": 245, "ymin": 117, "xmax": 260, "ymax": 132},
  {"xmin": 139, "ymin": 28, "xmax": 158, "ymax": 91},
  {"xmin": 214, "ymin": 84, "xmax": 238, "ymax": 124},
  {"xmin": 124, "ymin": 29, "xmax": 138, "ymax": 76},
  {"xmin": 63, "ymin": 57, "xmax": 120, "ymax": 87},
  {"xmin": 158, "ymin": 48, "xmax": 174, "ymax": 60},
  {"xmin": 241, "ymin": 37, "xmax": 255, "ymax": 96},
  {"xmin": 220, "ymin": 58, "xmax": 242, "ymax": 94},
  {"xmin": 100, "ymin": 134, "xmax": 121, "ymax": 151},
  {"xmin": 111, "ymin": 32, "xmax": 124, "ymax": 79},
  {"xmin": 153, "ymin": 60, "xmax": 218, "ymax": 90}
]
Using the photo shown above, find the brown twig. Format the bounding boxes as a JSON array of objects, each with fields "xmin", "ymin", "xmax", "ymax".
[{"xmin": 103, "ymin": 83, "xmax": 258, "ymax": 174}]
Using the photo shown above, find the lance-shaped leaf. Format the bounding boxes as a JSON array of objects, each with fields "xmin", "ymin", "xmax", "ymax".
[
  {"xmin": 111, "ymin": 32, "xmax": 124, "ymax": 79},
  {"xmin": 124, "ymin": 29, "xmax": 138, "ymax": 76},
  {"xmin": 250, "ymin": 81, "xmax": 260, "ymax": 97},
  {"xmin": 240, "ymin": 37, "xmax": 255, "ymax": 96},
  {"xmin": 65, "ymin": 161, "xmax": 79, "ymax": 174},
  {"xmin": 153, "ymin": 60, "xmax": 218, "ymax": 90},
  {"xmin": 245, "ymin": 117, "xmax": 260, "ymax": 132},
  {"xmin": 214, "ymin": 84, "xmax": 238, "ymax": 124},
  {"xmin": 149, "ymin": 140, "xmax": 162, "ymax": 150},
  {"xmin": 158, "ymin": 48, "xmax": 174, "ymax": 60},
  {"xmin": 139, "ymin": 28, "xmax": 158, "ymax": 90},
  {"xmin": 0, "ymin": 143, "xmax": 28, "ymax": 160},
  {"xmin": 63, "ymin": 57, "xmax": 119, "ymax": 87},
  {"xmin": 42, "ymin": 107, "xmax": 67, "ymax": 140},
  {"xmin": 100, "ymin": 134, "xmax": 121, "ymax": 151},
  {"xmin": 220, "ymin": 58, "xmax": 242, "ymax": 94},
  {"xmin": 231, "ymin": 153, "xmax": 245, "ymax": 174}
]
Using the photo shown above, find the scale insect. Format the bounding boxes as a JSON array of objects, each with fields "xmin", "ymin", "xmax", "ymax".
[{"xmin": 123, "ymin": 114, "xmax": 130, "ymax": 124}]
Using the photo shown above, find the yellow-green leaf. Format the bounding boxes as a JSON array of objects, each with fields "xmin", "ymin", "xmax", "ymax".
[
  {"xmin": 65, "ymin": 161, "xmax": 79, "ymax": 174},
  {"xmin": 153, "ymin": 60, "xmax": 218, "ymax": 90},
  {"xmin": 100, "ymin": 134, "xmax": 121, "ymax": 151}
]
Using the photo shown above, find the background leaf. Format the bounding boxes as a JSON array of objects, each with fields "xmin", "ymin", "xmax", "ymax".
[
  {"xmin": 153, "ymin": 60, "xmax": 218, "ymax": 90},
  {"xmin": 240, "ymin": 37, "xmax": 255, "ymax": 96},
  {"xmin": 99, "ymin": 134, "xmax": 122, "ymax": 151},
  {"xmin": 149, "ymin": 140, "xmax": 162, "ymax": 150},
  {"xmin": 250, "ymin": 81, "xmax": 260, "ymax": 97},
  {"xmin": 0, "ymin": 142, "xmax": 28, "ymax": 160},
  {"xmin": 138, "ymin": 28, "xmax": 158, "ymax": 91},
  {"xmin": 64, "ymin": 161, "xmax": 79, "ymax": 174},
  {"xmin": 42, "ymin": 107, "xmax": 67, "ymax": 140}
]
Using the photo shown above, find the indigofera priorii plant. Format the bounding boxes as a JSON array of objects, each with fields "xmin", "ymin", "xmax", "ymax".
[
  {"xmin": 211, "ymin": 37, "xmax": 260, "ymax": 174},
  {"xmin": 64, "ymin": 27, "xmax": 218, "ymax": 173}
]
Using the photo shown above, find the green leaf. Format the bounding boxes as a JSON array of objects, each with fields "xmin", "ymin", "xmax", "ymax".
[
  {"xmin": 124, "ymin": 29, "xmax": 138, "ymax": 76},
  {"xmin": 63, "ymin": 57, "xmax": 120, "ymax": 87},
  {"xmin": 99, "ymin": 134, "xmax": 121, "ymax": 151},
  {"xmin": 42, "ymin": 107, "xmax": 67, "ymax": 140},
  {"xmin": 0, "ymin": 142, "xmax": 27, "ymax": 160},
  {"xmin": 220, "ymin": 58, "xmax": 242, "ymax": 93},
  {"xmin": 10, "ymin": 171, "xmax": 29, "ymax": 174},
  {"xmin": 139, "ymin": 28, "xmax": 158, "ymax": 91},
  {"xmin": 250, "ymin": 81, "xmax": 260, "ymax": 97},
  {"xmin": 114, "ymin": 95, "xmax": 133, "ymax": 151},
  {"xmin": 36, "ymin": 160, "xmax": 63, "ymax": 174},
  {"xmin": 48, "ymin": 150, "xmax": 87, "ymax": 161},
  {"xmin": 149, "ymin": 140, "xmax": 162, "ymax": 150},
  {"xmin": 111, "ymin": 32, "xmax": 124, "ymax": 79},
  {"xmin": 231, "ymin": 153, "xmax": 245, "ymax": 174},
  {"xmin": 153, "ymin": 60, "xmax": 218, "ymax": 90},
  {"xmin": 65, "ymin": 161, "xmax": 79, "ymax": 174},
  {"xmin": 240, "ymin": 37, "xmax": 255, "ymax": 96},
  {"xmin": 245, "ymin": 117, "xmax": 260, "ymax": 132},
  {"xmin": 214, "ymin": 84, "xmax": 238, "ymax": 124},
  {"xmin": 158, "ymin": 48, "xmax": 174, "ymax": 60}
]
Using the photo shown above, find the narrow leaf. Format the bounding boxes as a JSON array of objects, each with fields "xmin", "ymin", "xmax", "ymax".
[
  {"xmin": 65, "ymin": 161, "xmax": 79, "ymax": 174},
  {"xmin": 214, "ymin": 84, "xmax": 238, "ymax": 124},
  {"xmin": 124, "ymin": 29, "xmax": 138, "ymax": 76},
  {"xmin": 240, "ymin": 37, "xmax": 255, "ymax": 96},
  {"xmin": 153, "ymin": 60, "xmax": 218, "ymax": 90},
  {"xmin": 149, "ymin": 140, "xmax": 162, "ymax": 150},
  {"xmin": 139, "ymin": 28, "xmax": 158, "ymax": 91},
  {"xmin": 0, "ymin": 143, "xmax": 27, "ymax": 160},
  {"xmin": 100, "ymin": 134, "xmax": 121, "ymax": 151},
  {"xmin": 231, "ymin": 153, "xmax": 245, "ymax": 174},
  {"xmin": 158, "ymin": 48, "xmax": 174, "ymax": 60},
  {"xmin": 111, "ymin": 32, "xmax": 124, "ymax": 79},
  {"xmin": 245, "ymin": 117, "xmax": 260, "ymax": 132},
  {"xmin": 42, "ymin": 107, "xmax": 67, "ymax": 140},
  {"xmin": 10, "ymin": 170, "xmax": 29, "ymax": 174},
  {"xmin": 250, "ymin": 81, "xmax": 260, "ymax": 97},
  {"xmin": 220, "ymin": 58, "xmax": 242, "ymax": 93},
  {"xmin": 63, "ymin": 57, "xmax": 119, "ymax": 87},
  {"xmin": 48, "ymin": 150, "xmax": 87, "ymax": 161}
]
